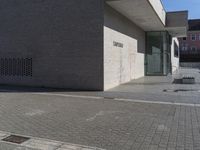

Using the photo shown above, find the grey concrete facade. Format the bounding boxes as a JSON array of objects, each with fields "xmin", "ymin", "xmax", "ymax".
[
  {"xmin": 0, "ymin": 1, "xmax": 146, "ymax": 90},
  {"xmin": 0, "ymin": 0, "xmax": 104, "ymax": 90},
  {"xmin": 0, "ymin": 0, "xmax": 187, "ymax": 90},
  {"xmin": 104, "ymin": 5, "xmax": 145, "ymax": 90},
  {"xmin": 171, "ymin": 38, "xmax": 180, "ymax": 73}
]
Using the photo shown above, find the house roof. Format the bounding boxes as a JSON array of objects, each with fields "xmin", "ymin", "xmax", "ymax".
[{"xmin": 189, "ymin": 19, "xmax": 200, "ymax": 31}]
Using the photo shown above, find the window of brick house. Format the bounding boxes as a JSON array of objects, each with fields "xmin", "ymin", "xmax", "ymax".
[
  {"xmin": 174, "ymin": 42, "xmax": 179, "ymax": 57},
  {"xmin": 191, "ymin": 34, "xmax": 196, "ymax": 41},
  {"xmin": 181, "ymin": 43, "xmax": 188, "ymax": 51},
  {"xmin": 182, "ymin": 37, "xmax": 187, "ymax": 40},
  {"xmin": 191, "ymin": 46, "xmax": 197, "ymax": 51}
]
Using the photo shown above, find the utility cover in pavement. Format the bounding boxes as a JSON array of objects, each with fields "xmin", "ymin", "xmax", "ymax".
[{"xmin": 2, "ymin": 135, "xmax": 30, "ymax": 144}]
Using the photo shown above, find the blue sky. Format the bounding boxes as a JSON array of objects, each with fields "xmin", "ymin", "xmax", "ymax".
[{"xmin": 162, "ymin": 0, "xmax": 200, "ymax": 19}]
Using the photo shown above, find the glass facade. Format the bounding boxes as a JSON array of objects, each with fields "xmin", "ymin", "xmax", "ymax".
[{"xmin": 145, "ymin": 31, "xmax": 171, "ymax": 76}]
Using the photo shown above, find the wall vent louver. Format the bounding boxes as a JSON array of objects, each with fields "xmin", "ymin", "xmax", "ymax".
[{"xmin": 0, "ymin": 58, "xmax": 32, "ymax": 77}]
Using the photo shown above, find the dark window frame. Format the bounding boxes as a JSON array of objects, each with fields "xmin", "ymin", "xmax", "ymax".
[
  {"xmin": 174, "ymin": 42, "xmax": 179, "ymax": 58},
  {"xmin": 182, "ymin": 37, "xmax": 187, "ymax": 41},
  {"xmin": 191, "ymin": 34, "xmax": 196, "ymax": 41}
]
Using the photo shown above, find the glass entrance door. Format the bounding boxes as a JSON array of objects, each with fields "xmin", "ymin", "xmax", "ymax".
[
  {"xmin": 145, "ymin": 32, "xmax": 163, "ymax": 75},
  {"xmin": 145, "ymin": 31, "xmax": 171, "ymax": 76}
]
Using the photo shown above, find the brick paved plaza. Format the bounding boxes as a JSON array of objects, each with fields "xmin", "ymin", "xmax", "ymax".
[{"xmin": 0, "ymin": 68, "xmax": 199, "ymax": 150}]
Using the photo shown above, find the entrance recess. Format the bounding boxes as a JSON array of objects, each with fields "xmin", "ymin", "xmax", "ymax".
[{"xmin": 145, "ymin": 31, "xmax": 171, "ymax": 76}]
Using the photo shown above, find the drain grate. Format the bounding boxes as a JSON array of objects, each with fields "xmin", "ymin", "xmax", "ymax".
[{"xmin": 2, "ymin": 135, "xmax": 30, "ymax": 144}]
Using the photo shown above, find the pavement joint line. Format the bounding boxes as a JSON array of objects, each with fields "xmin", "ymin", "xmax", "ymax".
[
  {"xmin": 115, "ymin": 98, "xmax": 197, "ymax": 107},
  {"xmin": 31, "ymin": 92, "xmax": 103, "ymax": 100},
  {"xmin": 0, "ymin": 130, "xmax": 105, "ymax": 150},
  {"xmin": 29, "ymin": 92, "xmax": 200, "ymax": 107}
]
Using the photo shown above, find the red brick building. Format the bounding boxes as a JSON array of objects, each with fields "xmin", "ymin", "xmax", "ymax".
[{"xmin": 179, "ymin": 19, "xmax": 200, "ymax": 62}]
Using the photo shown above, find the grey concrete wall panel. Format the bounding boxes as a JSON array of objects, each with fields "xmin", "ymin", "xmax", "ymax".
[
  {"xmin": 104, "ymin": 4, "xmax": 145, "ymax": 90},
  {"xmin": 171, "ymin": 38, "xmax": 180, "ymax": 73},
  {"xmin": 166, "ymin": 11, "xmax": 188, "ymax": 37},
  {"xmin": 0, "ymin": 0, "xmax": 104, "ymax": 90},
  {"xmin": 167, "ymin": 11, "xmax": 188, "ymax": 28},
  {"xmin": 104, "ymin": 5, "xmax": 146, "ymax": 54}
]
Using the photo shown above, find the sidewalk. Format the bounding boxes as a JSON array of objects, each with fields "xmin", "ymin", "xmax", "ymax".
[
  {"xmin": 55, "ymin": 67, "xmax": 200, "ymax": 104},
  {"xmin": 0, "ymin": 68, "xmax": 199, "ymax": 150}
]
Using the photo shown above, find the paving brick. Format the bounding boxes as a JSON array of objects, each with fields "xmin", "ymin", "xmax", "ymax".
[{"xmin": 0, "ymin": 68, "xmax": 199, "ymax": 149}]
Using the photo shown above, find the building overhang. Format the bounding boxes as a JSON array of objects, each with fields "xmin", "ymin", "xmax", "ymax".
[
  {"xmin": 106, "ymin": 0, "xmax": 188, "ymax": 37},
  {"xmin": 166, "ymin": 11, "xmax": 188, "ymax": 37}
]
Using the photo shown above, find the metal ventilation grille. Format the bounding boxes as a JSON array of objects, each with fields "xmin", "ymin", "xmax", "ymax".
[{"xmin": 0, "ymin": 58, "xmax": 32, "ymax": 77}]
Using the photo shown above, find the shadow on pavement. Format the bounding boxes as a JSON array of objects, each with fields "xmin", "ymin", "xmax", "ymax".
[{"xmin": 0, "ymin": 85, "xmax": 96, "ymax": 93}]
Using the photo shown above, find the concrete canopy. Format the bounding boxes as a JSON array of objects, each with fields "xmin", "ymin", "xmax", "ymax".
[
  {"xmin": 166, "ymin": 11, "xmax": 188, "ymax": 37},
  {"xmin": 106, "ymin": 0, "xmax": 188, "ymax": 37}
]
